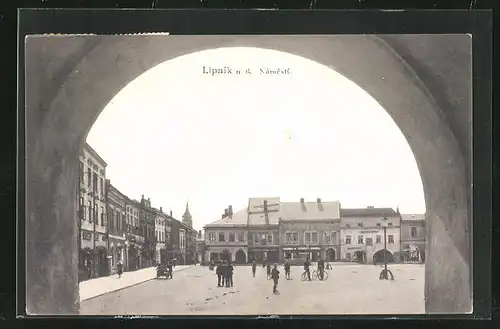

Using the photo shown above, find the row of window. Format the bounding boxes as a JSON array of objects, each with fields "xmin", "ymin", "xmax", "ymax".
[
  {"xmin": 155, "ymin": 218, "xmax": 168, "ymax": 226},
  {"xmin": 208, "ymin": 232, "xmax": 246, "ymax": 243},
  {"xmin": 345, "ymin": 222, "xmax": 394, "ymax": 228},
  {"xmin": 284, "ymin": 231, "xmax": 337, "ymax": 245},
  {"xmin": 344, "ymin": 235, "xmax": 395, "ymax": 245},
  {"xmin": 79, "ymin": 161, "xmax": 105, "ymax": 195},
  {"xmin": 78, "ymin": 198, "xmax": 107, "ymax": 226}
]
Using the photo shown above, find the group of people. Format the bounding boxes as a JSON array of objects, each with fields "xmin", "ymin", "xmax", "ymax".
[{"xmin": 214, "ymin": 260, "xmax": 235, "ymax": 287}]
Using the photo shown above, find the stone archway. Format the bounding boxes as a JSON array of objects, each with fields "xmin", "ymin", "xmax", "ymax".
[
  {"xmin": 24, "ymin": 34, "xmax": 471, "ymax": 314},
  {"xmin": 325, "ymin": 248, "xmax": 336, "ymax": 262},
  {"xmin": 373, "ymin": 249, "xmax": 395, "ymax": 264},
  {"xmin": 235, "ymin": 249, "xmax": 247, "ymax": 264}
]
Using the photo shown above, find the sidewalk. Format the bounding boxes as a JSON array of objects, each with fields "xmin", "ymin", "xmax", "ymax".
[{"xmin": 79, "ymin": 265, "xmax": 192, "ymax": 301}]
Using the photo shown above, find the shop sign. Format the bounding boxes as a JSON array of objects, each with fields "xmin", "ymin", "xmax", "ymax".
[
  {"xmin": 360, "ymin": 230, "xmax": 380, "ymax": 234},
  {"xmin": 82, "ymin": 232, "xmax": 92, "ymax": 241}
]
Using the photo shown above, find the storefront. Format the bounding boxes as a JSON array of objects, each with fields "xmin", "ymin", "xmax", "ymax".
[
  {"xmin": 248, "ymin": 247, "xmax": 279, "ymax": 263},
  {"xmin": 282, "ymin": 246, "xmax": 321, "ymax": 262}
]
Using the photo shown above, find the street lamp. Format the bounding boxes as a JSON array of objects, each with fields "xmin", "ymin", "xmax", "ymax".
[{"xmin": 379, "ymin": 216, "xmax": 395, "ymax": 280}]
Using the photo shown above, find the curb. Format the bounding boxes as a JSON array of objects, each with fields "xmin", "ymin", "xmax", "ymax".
[{"xmin": 80, "ymin": 265, "xmax": 192, "ymax": 302}]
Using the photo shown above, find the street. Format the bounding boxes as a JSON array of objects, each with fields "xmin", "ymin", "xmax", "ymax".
[{"xmin": 80, "ymin": 264, "xmax": 425, "ymax": 315}]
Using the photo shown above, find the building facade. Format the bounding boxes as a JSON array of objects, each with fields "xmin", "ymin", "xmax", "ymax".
[
  {"xmin": 340, "ymin": 207, "xmax": 401, "ymax": 264},
  {"xmin": 204, "ymin": 205, "xmax": 249, "ymax": 264},
  {"xmin": 279, "ymin": 198, "xmax": 341, "ymax": 262},
  {"xmin": 77, "ymin": 143, "xmax": 109, "ymax": 281},
  {"xmin": 167, "ymin": 214, "xmax": 183, "ymax": 263},
  {"xmin": 139, "ymin": 195, "xmax": 156, "ymax": 268},
  {"xmin": 247, "ymin": 198, "xmax": 280, "ymax": 263},
  {"xmin": 125, "ymin": 198, "xmax": 143, "ymax": 271},
  {"xmin": 181, "ymin": 203, "xmax": 198, "ymax": 264},
  {"xmin": 400, "ymin": 213, "xmax": 426, "ymax": 262},
  {"xmin": 105, "ymin": 180, "xmax": 127, "ymax": 274},
  {"xmin": 154, "ymin": 207, "xmax": 168, "ymax": 264}
]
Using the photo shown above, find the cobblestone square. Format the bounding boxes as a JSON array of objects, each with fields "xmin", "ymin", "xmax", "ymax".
[{"xmin": 80, "ymin": 263, "xmax": 425, "ymax": 315}]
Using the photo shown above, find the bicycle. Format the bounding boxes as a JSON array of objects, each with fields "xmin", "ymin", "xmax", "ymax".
[
  {"xmin": 301, "ymin": 270, "xmax": 312, "ymax": 281},
  {"xmin": 312, "ymin": 269, "xmax": 329, "ymax": 281}
]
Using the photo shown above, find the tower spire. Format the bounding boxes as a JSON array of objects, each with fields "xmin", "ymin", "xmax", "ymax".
[{"xmin": 182, "ymin": 199, "xmax": 193, "ymax": 228}]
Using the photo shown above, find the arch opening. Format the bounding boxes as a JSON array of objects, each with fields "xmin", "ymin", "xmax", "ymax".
[{"xmin": 24, "ymin": 35, "xmax": 471, "ymax": 315}]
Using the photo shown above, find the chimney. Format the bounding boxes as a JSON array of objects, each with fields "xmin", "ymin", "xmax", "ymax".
[
  {"xmin": 317, "ymin": 198, "xmax": 324, "ymax": 211},
  {"xmin": 228, "ymin": 205, "xmax": 233, "ymax": 216},
  {"xmin": 300, "ymin": 198, "xmax": 306, "ymax": 212},
  {"xmin": 160, "ymin": 207, "xmax": 163, "ymax": 213},
  {"xmin": 224, "ymin": 208, "xmax": 228, "ymax": 216},
  {"xmin": 170, "ymin": 210, "xmax": 172, "ymax": 216}
]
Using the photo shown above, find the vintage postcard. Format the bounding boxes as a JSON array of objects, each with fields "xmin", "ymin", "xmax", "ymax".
[{"xmin": 22, "ymin": 32, "xmax": 476, "ymax": 317}]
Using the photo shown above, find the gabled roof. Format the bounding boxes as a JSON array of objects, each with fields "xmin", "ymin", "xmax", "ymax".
[
  {"xmin": 401, "ymin": 213, "xmax": 425, "ymax": 221},
  {"xmin": 340, "ymin": 207, "xmax": 398, "ymax": 217},
  {"xmin": 280, "ymin": 201, "xmax": 341, "ymax": 221},
  {"xmin": 204, "ymin": 208, "xmax": 248, "ymax": 228}
]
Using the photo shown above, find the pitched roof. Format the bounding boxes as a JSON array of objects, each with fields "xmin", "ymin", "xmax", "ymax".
[
  {"xmin": 280, "ymin": 201, "xmax": 341, "ymax": 221},
  {"xmin": 247, "ymin": 197, "xmax": 281, "ymax": 226},
  {"xmin": 401, "ymin": 213, "xmax": 425, "ymax": 221},
  {"xmin": 204, "ymin": 208, "xmax": 248, "ymax": 228},
  {"xmin": 340, "ymin": 207, "xmax": 398, "ymax": 217}
]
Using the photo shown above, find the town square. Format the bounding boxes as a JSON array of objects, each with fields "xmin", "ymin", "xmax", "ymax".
[{"xmin": 80, "ymin": 263, "xmax": 425, "ymax": 315}]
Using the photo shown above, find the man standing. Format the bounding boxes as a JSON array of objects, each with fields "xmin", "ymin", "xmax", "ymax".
[
  {"xmin": 284, "ymin": 260, "xmax": 291, "ymax": 280},
  {"xmin": 251, "ymin": 261, "xmax": 257, "ymax": 277},
  {"xmin": 304, "ymin": 257, "xmax": 311, "ymax": 281},
  {"xmin": 318, "ymin": 259, "xmax": 325, "ymax": 280},
  {"xmin": 216, "ymin": 261, "xmax": 223, "ymax": 287},
  {"xmin": 226, "ymin": 262, "xmax": 234, "ymax": 287},
  {"xmin": 271, "ymin": 264, "xmax": 280, "ymax": 294},
  {"xmin": 167, "ymin": 260, "xmax": 173, "ymax": 279},
  {"xmin": 116, "ymin": 261, "xmax": 123, "ymax": 279},
  {"xmin": 266, "ymin": 263, "xmax": 272, "ymax": 280}
]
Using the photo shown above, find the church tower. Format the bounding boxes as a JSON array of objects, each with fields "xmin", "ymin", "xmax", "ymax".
[{"xmin": 182, "ymin": 202, "xmax": 193, "ymax": 228}]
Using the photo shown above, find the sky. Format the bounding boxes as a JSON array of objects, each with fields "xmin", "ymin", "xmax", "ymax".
[{"xmin": 86, "ymin": 46, "xmax": 426, "ymax": 231}]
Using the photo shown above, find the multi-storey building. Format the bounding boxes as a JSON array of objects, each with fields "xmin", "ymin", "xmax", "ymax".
[
  {"xmin": 105, "ymin": 180, "xmax": 127, "ymax": 273},
  {"xmin": 400, "ymin": 213, "xmax": 426, "ymax": 262},
  {"xmin": 77, "ymin": 143, "xmax": 109, "ymax": 280},
  {"xmin": 154, "ymin": 207, "xmax": 168, "ymax": 264},
  {"xmin": 279, "ymin": 198, "xmax": 341, "ymax": 262},
  {"xmin": 247, "ymin": 198, "xmax": 280, "ymax": 262},
  {"xmin": 339, "ymin": 207, "xmax": 401, "ymax": 264},
  {"xmin": 195, "ymin": 230, "xmax": 206, "ymax": 264},
  {"xmin": 204, "ymin": 205, "xmax": 248, "ymax": 263},
  {"xmin": 139, "ymin": 195, "xmax": 156, "ymax": 268},
  {"xmin": 168, "ymin": 214, "xmax": 183, "ymax": 263},
  {"xmin": 125, "ymin": 198, "xmax": 143, "ymax": 271}
]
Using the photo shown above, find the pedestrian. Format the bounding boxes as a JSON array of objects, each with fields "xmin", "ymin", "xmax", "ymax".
[
  {"xmin": 116, "ymin": 261, "xmax": 123, "ymax": 279},
  {"xmin": 266, "ymin": 263, "xmax": 272, "ymax": 280},
  {"xmin": 304, "ymin": 257, "xmax": 311, "ymax": 281},
  {"xmin": 271, "ymin": 264, "xmax": 280, "ymax": 294},
  {"xmin": 284, "ymin": 260, "xmax": 291, "ymax": 280},
  {"xmin": 251, "ymin": 260, "xmax": 257, "ymax": 277},
  {"xmin": 226, "ymin": 262, "xmax": 234, "ymax": 287},
  {"xmin": 216, "ymin": 262, "xmax": 223, "ymax": 287},
  {"xmin": 167, "ymin": 260, "xmax": 173, "ymax": 279}
]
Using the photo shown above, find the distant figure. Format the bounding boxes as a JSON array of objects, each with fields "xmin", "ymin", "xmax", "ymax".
[
  {"xmin": 304, "ymin": 257, "xmax": 311, "ymax": 281},
  {"xmin": 326, "ymin": 262, "xmax": 332, "ymax": 270},
  {"xmin": 266, "ymin": 263, "xmax": 272, "ymax": 280},
  {"xmin": 216, "ymin": 262, "xmax": 223, "ymax": 287},
  {"xmin": 167, "ymin": 260, "xmax": 173, "ymax": 279},
  {"xmin": 318, "ymin": 259, "xmax": 325, "ymax": 280},
  {"xmin": 252, "ymin": 261, "xmax": 257, "ymax": 277},
  {"xmin": 222, "ymin": 260, "xmax": 229, "ymax": 287},
  {"xmin": 271, "ymin": 264, "xmax": 280, "ymax": 294},
  {"xmin": 226, "ymin": 262, "xmax": 234, "ymax": 287},
  {"xmin": 262, "ymin": 262, "xmax": 266, "ymax": 269},
  {"xmin": 284, "ymin": 260, "xmax": 291, "ymax": 280},
  {"xmin": 116, "ymin": 261, "xmax": 123, "ymax": 279}
]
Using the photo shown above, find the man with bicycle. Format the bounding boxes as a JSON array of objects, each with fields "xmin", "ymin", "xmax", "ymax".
[
  {"xmin": 317, "ymin": 259, "xmax": 325, "ymax": 281},
  {"xmin": 303, "ymin": 257, "xmax": 312, "ymax": 281}
]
